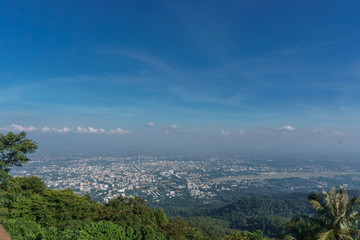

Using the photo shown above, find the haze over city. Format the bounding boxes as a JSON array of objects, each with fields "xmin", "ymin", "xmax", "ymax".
[{"xmin": 1, "ymin": 1, "xmax": 360, "ymax": 152}]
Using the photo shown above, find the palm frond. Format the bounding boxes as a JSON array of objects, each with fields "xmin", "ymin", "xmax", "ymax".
[
  {"xmin": 290, "ymin": 187, "xmax": 360, "ymax": 240},
  {"xmin": 347, "ymin": 212, "xmax": 360, "ymax": 226},
  {"xmin": 346, "ymin": 197, "xmax": 360, "ymax": 213},
  {"xmin": 323, "ymin": 190, "xmax": 337, "ymax": 218},
  {"xmin": 317, "ymin": 229, "xmax": 335, "ymax": 240},
  {"xmin": 348, "ymin": 228, "xmax": 360, "ymax": 239},
  {"xmin": 282, "ymin": 234, "xmax": 297, "ymax": 240}
]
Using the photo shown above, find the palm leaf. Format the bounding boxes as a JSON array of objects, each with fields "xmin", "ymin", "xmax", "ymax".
[{"xmin": 317, "ymin": 229, "xmax": 335, "ymax": 240}]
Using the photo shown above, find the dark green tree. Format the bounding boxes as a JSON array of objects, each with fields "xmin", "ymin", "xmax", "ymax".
[
  {"xmin": 1, "ymin": 218, "xmax": 42, "ymax": 240},
  {"xmin": 155, "ymin": 209, "xmax": 168, "ymax": 228},
  {"xmin": 283, "ymin": 216, "xmax": 317, "ymax": 240},
  {"xmin": 0, "ymin": 132, "xmax": 38, "ymax": 180},
  {"xmin": 284, "ymin": 187, "xmax": 360, "ymax": 240},
  {"xmin": 80, "ymin": 221, "xmax": 126, "ymax": 240},
  {"xmin": 223, "ymin": 230, "xmax": 268, "ymax": 240},
  {"xmin": 307, "ymin": 187, "xmax": 360, "ymax": 240}
]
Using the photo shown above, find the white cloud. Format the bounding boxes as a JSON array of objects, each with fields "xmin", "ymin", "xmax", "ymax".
[
  {"xmin": 41, "ymin": 126, "xmax": 51, "ymax": 132},
  {"xmin": 76, "ymin": 127, "xmax": 107, "ymax": 134},
  {"xmin": 170, "ymin": 124, "xmax": 179, "ymax": 129},
  {"xmin": 57, "ymin": 127, "xmax": 71, "ymax": 133},
  {"xmin": 0, "ymin": 124, "xmax": 37, "ymax": 132},
  {"xmin": 146, "ymin": 122, "xmax": 155, "ymax": 127},
  {"xmin": 279, "ymin": 125, "xmax": 296, "ymax": 131},
  {"xmin": 27, "ymin": 126, "xmax": 37, "ymax": 131},
  {"xmin": 220, "ymin": 130, "xmax": 229, "ymax": 136},
  {"xmin": 239, "ymin": 129, "xmax": 244, "ymax": 135},
  {"xmin": 108, "ymin": 127, "xmax": 129, "ymax": 135},
  {"xmin": 88, "ymin": 127, "xmax": 101, "ymax": 134},
  {"xmin": 333, "ymin": 130, "xmax": 343, "ymax": 136},
  {"xmin": 76, "ymin": 126, "xmax": 88, "ymax": 133},
  {"xmin": 88, "ymin": 127, "xmax": 98, "ymax": 133},
  {"xmin": 41, "ymin": 126, "xmax": 72, "ymax": 133},
  {"xmin": 312, "ymin": 128, "xmax": 323, "ymax": 133},
  {"xmin": 2, "ymin": 124, "xmax": 130, "ymax": 135}
]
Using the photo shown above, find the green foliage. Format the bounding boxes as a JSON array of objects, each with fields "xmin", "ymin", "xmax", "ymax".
[
  {"xmin": 1, "ymin": 218, "xmax": 41, "ymax": 240},
  {"xmin": 0, "ymin": 176, "xmax": 205, "ymax": 240},
  {"xmin": 39, "ymin": 227, "xmax": 81, "ymax": 240},
  {"xmin": 282, "ymin": 216, "xmax": 317, "ymax": 240},
  {"xmin": 187, "ymin": 216, "xmax": 233, "ymax": 240},
  {"xmin": 283, "ymin": 187, "xmax": 360, "ymax": 240},
  {"xmin": 155, "ymin": 209, "xmax": 169, "ymax": 227},
  {"xmin": 222, "ymin": 230, "xmax": 268, "ymax": 240},
  {"xmin": 208, "ymin": 196, "xmax": 310, "ymax": 237},
  {"xmin": 0, "ymin": 176, "xmax": 46, "ymax": 195},
  {"xmin": 80, "ymin": 221, "xmax": 126, "ymax": 239},
  {"xmin": 0, "ymin": 177, "xmax": 102, "ymax": 228},
  {"xmin": 148, "ymin": 195, "xmax": 217, "ymax": 218},
  {"xmin": 308, "ymin": 187, "xmax": 360, "ymax": 240},
  {"xmin": 163, "ymin": 216, "xmax": 204, "ymax": 240},
  {"xmin": 0, "ymin": 132, "xmax": 38, "ymax": 180},
  {"xmin": 104, "ymin": 196, "xmax": 158, "ymax": 227}
]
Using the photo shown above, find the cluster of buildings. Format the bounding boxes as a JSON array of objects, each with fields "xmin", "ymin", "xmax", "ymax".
[{"xmin": 11, "ymin": 153, "xmax": 360, "ymax": 203}]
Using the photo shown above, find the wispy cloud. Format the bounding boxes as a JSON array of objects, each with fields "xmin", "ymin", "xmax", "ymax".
[
  {"xmin": 100, "ymin": 48, "xmax": 172, "ymax": 71},
  {"xmin": 0, "ymin": 87, "xmax": 23, "ymax": 103},
  {"xmin": 161, "ymin": 0, "xmax": 231, "ymax": 62},
  {"xmin": 279, "ymin": 43, "xmax": 305, "ymax": 55},
  {"xmin": 170, "ymin": 86, "xmax": 249, "ymax": 106},
  {"xmin": 274, "ymin": 35, "xmax": 357, "ymax": 57}
]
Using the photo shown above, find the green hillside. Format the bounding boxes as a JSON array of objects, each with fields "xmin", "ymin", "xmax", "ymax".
[
  {"xmin": 206, "ymin": 195, "xmax": 311, "ymax": 237},
  {"xmin": 0, "ymin": 176, "xmax": 206, "ymax": 240}
]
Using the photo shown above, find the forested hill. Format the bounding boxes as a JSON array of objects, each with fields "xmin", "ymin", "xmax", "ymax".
[
  {"xmin": 206, "ymin": 195, "xmax": 311, "ymax": 237},
  {"xmin": 0, "ymin": 176, "xmax": 206, "ymax": 240},
  {"xmin": 195, "ymin": 190, "xmax": 360, "ymax": 237}
]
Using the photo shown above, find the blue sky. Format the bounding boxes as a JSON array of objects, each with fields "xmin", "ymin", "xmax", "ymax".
[{"xmin": 1, "ymin": 0, "xmax": 360, "ymax": 152}]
